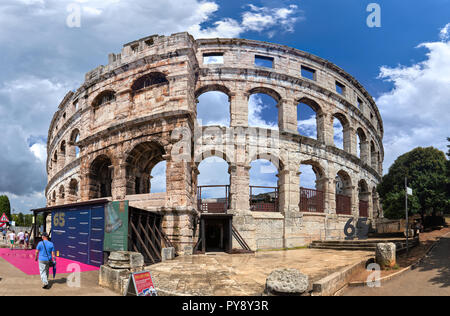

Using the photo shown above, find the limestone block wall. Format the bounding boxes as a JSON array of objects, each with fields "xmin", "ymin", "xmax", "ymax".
[{"xmin": 46, "ymin": 32, "xmax": 384, "ymax": 252}]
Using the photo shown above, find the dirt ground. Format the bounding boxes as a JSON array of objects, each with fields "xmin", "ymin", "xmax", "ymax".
[{"xmin": 349, "ymin": 225, "xmax": 450, "ymax": 282}]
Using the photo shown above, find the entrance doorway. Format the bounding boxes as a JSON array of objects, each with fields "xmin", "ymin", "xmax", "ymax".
[{"xmin": 196, "ymin": 214, "xmax": 233, "ymax": 253}]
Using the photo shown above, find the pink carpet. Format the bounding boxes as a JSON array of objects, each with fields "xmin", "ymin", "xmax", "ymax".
[{"xmin": 0, "ymin": 249, "xmax": 100, "ymax": 275}]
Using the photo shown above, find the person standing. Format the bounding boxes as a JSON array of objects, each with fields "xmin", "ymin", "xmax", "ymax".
[
  {"xmin": 24, "ymin": 231, "xmax": 30, "ymax": 249},
  {"xmin": 8, "ymin": 230, "xmax": 15, "ymax": 250},
  {"xmin": 17, "ymin": 231, "xmax": 25, "ymax": 249},
  {"xmin": 35, "ymin": 232, "xmax": 55, "ymax": 289}
]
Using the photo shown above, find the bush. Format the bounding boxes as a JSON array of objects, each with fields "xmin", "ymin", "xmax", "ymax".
[{"xmin": 423, "ymin": 215, "xmax": 446, "ymax": 228}]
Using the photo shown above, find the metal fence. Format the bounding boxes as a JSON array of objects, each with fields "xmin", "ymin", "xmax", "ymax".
[
  {"xmin": 336, "ymin": 194, "xmax": 351, "ymax": 215},
  {"xmin": 250, "ymin": 186, "xmax": 279, "ymax": 212},
  {"xmin": 299, "ymin": 187, "xmax": 324, "ymax": 213}
]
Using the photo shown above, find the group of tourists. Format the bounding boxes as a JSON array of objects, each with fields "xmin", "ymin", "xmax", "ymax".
[{"xmin": 1, "ymin": 228, "xmax": 30, "ymax": 250}]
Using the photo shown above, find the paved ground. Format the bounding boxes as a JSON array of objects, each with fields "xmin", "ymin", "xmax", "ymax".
[
  {"xmin": 147, "ymin": 248, "xmax": 373, "ymax": 296},
  {"xmin": 343, "ymin": 232, "xmax": 450, "ymax": 296},
  {"xmin": 0, "ymin": 255, "xmax": 117, "ymax": 296}
]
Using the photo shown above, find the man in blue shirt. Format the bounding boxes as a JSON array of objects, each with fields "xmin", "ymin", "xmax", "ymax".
[{"xmin": 35, "ymin": 232, "xmax": 56, "ymax": 289}]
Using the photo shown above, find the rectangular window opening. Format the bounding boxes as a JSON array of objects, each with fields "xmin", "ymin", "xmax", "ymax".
[
  {"xmin": 336, "ymin": 81, "xmax": 345, "ymax": 95},
  {"xmin": 203, "ymin": 53, "xmax": 224, "ymax": 64},
  {"xmin": 357, "ymin": 98, "xmax": 363, "ymax": 109},
  {"xmin": 301, "ymin": 65, "xmax": 316, "ymax": 81},
  {"xmin": 255, "ymin": 55, "xmax": 274, "ymax": 68}
]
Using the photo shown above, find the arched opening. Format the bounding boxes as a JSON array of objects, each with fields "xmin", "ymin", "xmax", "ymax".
[
  {"xmin": 196, "ymin": 90, "xmax": 230, "ymax": 127},
  {"xmin": 89, "ymin": 155, "xmax": 113, "ymax": 199},
  {"xmin": 335, "ymin": 170, "xmax": 352, "ymax": 215},
  {"xmin": 197, "ymin": 156, "xmax": 230, "ymax": 213},
  {"xmin": 299, "ymin": 161, "xmax": 325, "ymax": 213},
  {"xmin": 358, "ymin": 180, "xmax": 369, "ymax": 217},
  {"xmin": 131, "ymin": 72, "xmax": 168, "ymax": 92},
  {"xmin": 370, "ymin": 141, "xmax": 378, "ymax": 170},
  {"xmin": 125, "ymin": 142, "xmax": 166, "ymax": 195},
  {"xmin": 68, "ymin": 179, "xmax": 79, "ymax": 202},
  {"xmin": 249, "ymin": 158, "xmax": 279, "ymax": 212},
  {"xmin": 332, "ymin": 113, "xmax": 349, "ymax": 151},
  {"xmin": 248, "ymin": 88, "xmax": 280, "ymax": 130},
  {"xmin": 356, "ymin": 128, "xmax": 367, "ymax": 160},
  {"xmin": 58, "ymin": 185, "xmax": 65, "ymax": 203},
  {"xmin": 69, "ymin": 129, "xmax": 80, "ymax": 160},
  {"xmin": 60, "ymin": 141, "xmax": 66, "ymax": 168},
  {"xmin": 51, "ymin": 191, "xmax": 56, "ymax": 205},
  {"xmin": 150, "ymin": 161, "xmax": 166, "ymax": 193},
  {"xmin": 92, "ymin": 90, "xmax": 115, "ymax": 108},
  {"xmin": 53, "ymin": 151, "xmax": 58, "ymax": 173},
  {"xmin": 297, "ymin": 98, "xmax": 322, "ymax": 140}
]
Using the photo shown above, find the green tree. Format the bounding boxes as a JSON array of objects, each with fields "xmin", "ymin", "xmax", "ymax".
[
  {"xmin": 0, "ymin": 195, "xmax": 11, "ymax": 220},
  {"xmin": 378, "ymin": 146, "xmax": 449, "ymax": 221}
]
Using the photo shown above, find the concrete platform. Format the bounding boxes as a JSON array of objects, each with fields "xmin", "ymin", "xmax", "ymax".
[{"xmin": 146, "ymin": 248, "xmax": 373, "ymax": 296}]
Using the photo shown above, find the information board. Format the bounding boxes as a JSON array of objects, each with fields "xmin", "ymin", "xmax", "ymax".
[
  {"xmin": 124, "ymin": 271, "xmax": 157, "ymax": 296},
  {"xmin": 103, "ymin": 201, "xmax": 129, "ymax": 252}
]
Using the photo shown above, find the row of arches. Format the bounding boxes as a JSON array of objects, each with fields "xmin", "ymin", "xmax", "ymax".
[
  {"xmin": 49, "ymin": 129, "xmax": 80, "ymax": 177},
  {"xmin": 195, "ymin": 86, "xmax": 382, "ymax": 171},
  {"xmin": 48, "ymin": 178, "xmax": 79, "ymax": 206},
  {"xmin": 52, "ymin": 139, "xmax": 378, "ymax": 217}
]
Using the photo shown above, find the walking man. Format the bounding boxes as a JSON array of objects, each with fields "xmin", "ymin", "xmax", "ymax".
[
  {"xmin": 17, "ymin": 230, "xmax": 25, "ymax": 249},
  {"xmin": 8, "ymin": 230, "xmax": 15, "ymax": 250},
  {"xmin": 35, "ymin": 232, "xmax": 55, "ymax": 289}
]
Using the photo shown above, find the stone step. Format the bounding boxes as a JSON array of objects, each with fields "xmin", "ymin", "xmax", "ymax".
[{"xmin": 309, "ymin": 245, "xmax": 375, "ymax": 251}]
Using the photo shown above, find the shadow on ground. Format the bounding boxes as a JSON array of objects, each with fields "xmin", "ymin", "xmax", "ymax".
[{"xmin": 413, "ymin": 236, "xmax": 450, "ymax": 288}]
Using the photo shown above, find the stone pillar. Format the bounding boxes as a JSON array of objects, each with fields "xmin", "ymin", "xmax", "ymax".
[
  {"xmin": 279, "ymin": 98, "xmax": 298, "ymax": 134},
  {"xmin": 229, "ymin": 163, "xmax": 250, "ymax": 211},
  {"xmin": 316, "ymin": 177, "xmax": 331, "ymax": 212},
  {"xmin": 360, "ymin": 140, "xmax": 370, "ymax": 165},
  {"xmin": 230, "ymin": 91, "xmax": 248, "ymax": 127},
  {"xmin": 330, "ymin": 177, "xmax": 338, "ymax": 214},
  {"xmin": 113, "ymin": 159, "xmax": 127, "ymax": 201},
  {"xmin": 343, "ymin": 126, "xmax": 353, "ymax": 154},
  {"xmin": 371, "ymin": 151, "xmax": 378, "ymax": 170},
  {"xmin": 66, "ymin": 143, "xmax": 77, "ymax": 163},
  {"xmin": 165, "ymin": 159, "xmax": 194, "ymax": 208},
  {"xmin": 318, "ymin": 113, "xmax": 332, "ymax": 145},
  {"xmin": 278, "ymin": 168, "xmax": 300, "ymax": 214},
  {"xmin": 346, "ymin": 185, "xmax": 357, "ymax": 217}
]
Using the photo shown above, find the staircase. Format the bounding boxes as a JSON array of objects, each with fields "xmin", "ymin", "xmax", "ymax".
[{"xmin": 309, "ymin": 237, "xmax": 419, "ymax": 252}]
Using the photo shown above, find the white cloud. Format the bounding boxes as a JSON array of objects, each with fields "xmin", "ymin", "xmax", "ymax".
[
  {"xmin": 298, "ymin": 116, "xmax": 317, "ymax": 139},
  {"xmin": 439, "ymin": 23, "xmax": 450, "ymax": 41},
  {"xmin": 30, "ymin": 143, "xmax": 47, "ymax": 162},
  {"xmin": 376, "ymin": 26, "xmax": 450, "ymax": 172},
  {"xmin": 0, "ymin": 0, "xmax": 302, "ymax": 211},
  {"xmin": 241, "ymin": 4, "xmax": 299, "ymax": 37},
  {"xmin": 248, "ymin": 95, "xmax": 278, "ymax": 130}
]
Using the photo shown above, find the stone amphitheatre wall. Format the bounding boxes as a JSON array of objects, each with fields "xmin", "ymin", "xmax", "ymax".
[{"xmin": 45, "ymin": 32, "xmax": 384, "ymax": 253}]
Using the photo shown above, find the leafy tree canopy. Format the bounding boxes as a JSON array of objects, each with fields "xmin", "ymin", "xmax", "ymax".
[
  {"xmin": 378, "ymin": 146, "xmax": 449, "ymax": 219},
  {"xmin": 0, "ymin": 195, "xmax": 11, "ymax": 220}
]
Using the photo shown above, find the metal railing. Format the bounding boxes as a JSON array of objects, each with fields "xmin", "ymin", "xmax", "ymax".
[
  {"xmin": 197, "ymin": 185, "xmax": 230, "ymax": 213},
  {"xmin": 336, "ymin": 194, "xmax": 352, "ymax": 215},
  {"xmin": 250, "ymin": 186, "xmax": 279, "ymax": 212},
  {"xmin": 299, "ymin": 187, "xmax": 324, "ymax": 213}
]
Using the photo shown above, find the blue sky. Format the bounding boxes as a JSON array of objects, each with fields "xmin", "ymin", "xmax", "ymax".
[{"xmin": 0, "ymin": 0, "xmax": 449, "ymax": 212}]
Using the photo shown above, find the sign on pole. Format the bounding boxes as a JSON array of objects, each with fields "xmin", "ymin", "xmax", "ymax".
[
  {"xmin": 124, "ymin": 271, "xmax": 157, "ymax": 296},
  {"xmin": 0, "ymin": 213, "xmax": 9, "ymax": 223},
  {"xmin": 405, "ymin": 177, "xmax": 409, "ymax": 255}
]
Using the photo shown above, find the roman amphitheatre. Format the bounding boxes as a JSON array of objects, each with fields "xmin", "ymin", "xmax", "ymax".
[{"xmin": 45, "ymin": 32, "xmax": 384, "ymax": 254}]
